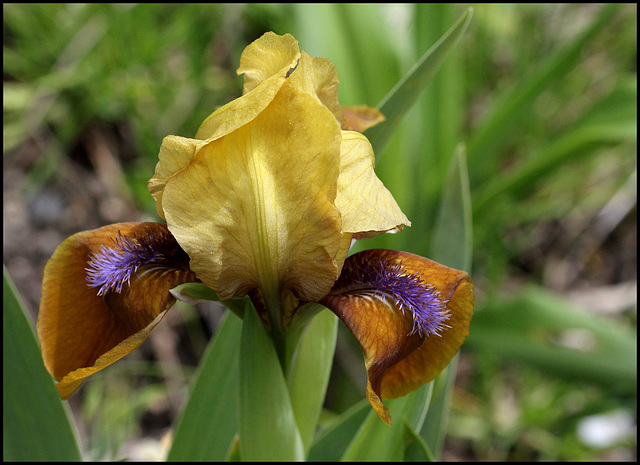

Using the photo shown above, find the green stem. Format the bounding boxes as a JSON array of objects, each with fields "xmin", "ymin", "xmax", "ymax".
[
  {"xmin": 262, "ymin": 288, "xmax": 290, "ymax": 373},
  {"xmin": 263, "ymin": 291, "xmax": 324, "ymax": 380}
]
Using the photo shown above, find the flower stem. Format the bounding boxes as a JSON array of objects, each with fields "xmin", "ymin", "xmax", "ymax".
[{"xmin": 263, "ymin": 289, "xmax": 289, "ymax": 372}]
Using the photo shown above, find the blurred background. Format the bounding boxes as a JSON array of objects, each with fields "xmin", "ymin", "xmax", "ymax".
[{"xmin": 3, "ymin": 3, "xmax": 636, "ymax": 461}]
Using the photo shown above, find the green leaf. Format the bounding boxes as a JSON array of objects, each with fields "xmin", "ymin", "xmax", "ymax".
[
  {"xmin": 3, "ymin": 266, "xmax": 81, "ymax": 461},
  {"xmin": 402, "ymin": 380, "xmax": 434, "ymax": 433},
  {"xmin": 170, "ymin": 282, "xmax": 246, "ymax": 318},
  {"xmin": 430, "ymin": 145, "xmax": 473, "ymax": 270},
  {"xmin": 167, "ymin": 310, "xmax": 243, "ymax": 461},
  {"xmin": 341, "ymin": 396, "xmax": 410, "ymax": 461},
  {"xmin": 404, "ymin": 4, "xmax": 468, "ymax": 256},
  {"xmin": 404, "ymin": 418, "xmax": 435, "ymax": 462},
  {"xmin": 414, "ymin": 4, "xmax": 466, "ymax": 172},
  {"xmin": 473, "ymin": 77, "xmax": 637, "ymax": 214},
  {"xmin": 239, "ymin": 301, "xmax": 304, "ymax": 461},
  {"xmin": 466, "ymin": 4, "xmax": 618, "ymax": 185},
  {"xmin": 287, "ymin": 307, "xmax": 338, "ymax": 454},
  {"xmin": 307, "ymin": 400, "xmax": 370, "ymax": 462},
  {"xmin": 334, "ymin": 3, "xmax": 403, "ymax": 105},
  {"xmin": 331, "ymin": 383, "xmax": 433, "ymax": 461},
  {"xmin": 170, "ymin": 282, "xmax": 220, "ymax": 303},
  {"xmin": 466, "ymin": 286, "xmax": 637, "ymax": 396},
  {"xmin": 420, "ymin": 145, "xmax": 473, "ymax": 456},
  {"xmin": 366, "ymin": 7, "xmax": 473, "ymax": 160},
  {"xmin": 419, "ymin": 358, "xmax": 458, "ymax": 459}
]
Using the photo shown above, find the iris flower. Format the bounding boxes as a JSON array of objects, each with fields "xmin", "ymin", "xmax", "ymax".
[{"xmin": 37, "ymin": 32, "xmax": 474, "ymax": 424}]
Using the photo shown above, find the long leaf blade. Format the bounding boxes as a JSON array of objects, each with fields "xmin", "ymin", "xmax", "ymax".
[
  {"xmin": 167, "ymin": 310, "xmax": 243, "ymax": 461},
  {"xmin": 405, "ymin": 4, "xmax": 468, "ymax": 256},
  {"xmin": 337, "ymin": 380, "xmax": 434, "ymax": 461},
  {"xmin": 466, "ymin": 286, "xmax": 637, "ymax": 395},
  {"xmin": 3, "ymin": 266, "xmax": 81, "ymax": 461},
  {"xmin": 366, "ymin": 7, "xmax": 473, "ymax": 160},
  {"xmin": 239, "ymin": 301, "xmax": 304, "ymax": 461},
  {"xmin": 466, "ymin": 4, "xmax": 618, "ymax": 184},
  {"xmin": 287, "ymin": 307, "xmax": 338, "ymax": 454},
  {"xmin": 473, "ymin": 77, "xmax": 637, "ymax": 214},
  {"xmin": 341, "ymin": 397, "xmax": 409, "ymax": 461},
  {"xmin": 430, "ymin": 145, "xmax": 473, "ymax": 270},
  {"xmin": 404, "ymin": 417, "xmax": 435, "ymax": 462},
  {"xmin": 307, "ymin": 399, "xmax": 370, "ymax": 462},
  {"xmin": 420, "ymin": 146, "xmax": 473, "ymax": 456}
]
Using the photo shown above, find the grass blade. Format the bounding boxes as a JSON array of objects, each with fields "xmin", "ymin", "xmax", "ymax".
[
  {"xmin": 406, "ymin": 4, "xmax": 468, "ymax": 254},
  {"xmin": 419, "ymin": 358, "xmax": 459, "ymax": 459},
  {"xmin": 466, "ymin": 286, "xmax": 637, "ymax": 396},
  {"xmin": 404, "ymin": 417, "xmax": 435, "ymax": 462},
  {"xmin": 473, "ymin": 77, "xmax": 637, "ymax": 214},
  {"xmin": 466, "ymin": 4, "xmax": 618, "ymax": 185}
]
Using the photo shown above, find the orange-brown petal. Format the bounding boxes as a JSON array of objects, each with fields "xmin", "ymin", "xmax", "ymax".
[
  {"xmin": 342, "ymin": 105, "xmax": 385, "ymax": 132},
  {"xmin": 37, "ymin": 222, "xmax": 198, "ymax": 398},
  {"xmin": 321, "ymin": 249, "xmax": 474, "ymax": 423}
]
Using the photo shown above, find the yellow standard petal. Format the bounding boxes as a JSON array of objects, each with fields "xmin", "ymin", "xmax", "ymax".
[
  {"xmin": 37, "ymin": 222, "xmax": 198, "ymax": 398},
  {"xmin": 149, "ymin": 32, "xmax": 301, "ymax": 218},
  {"xmin": 161, "ymin": 82, "xmax": 344, "ymax": 310},
  {"xmin": 278, "ymin": 40, "xmax": 382, "ymax": 132},
  {"xmin": 286, "ymin": 51, "xmax": 346, "ymax": 128},
  {"xmin": 237, "ymin": 31, "xmax": 300, "ymax": 95},
  {"xmin": 195, "ymin": 33, "xmax": 300, "ymax": 140},
  {"xmin": 149, "ymin": 135, "xmax": 201, "ymax": 219},
  {"xmin": 321, "ymin": 249, "xmax": 474, "ymax": 424},
  {"xmin": 336, "ymin": 131, "xmax": 410, "ymax": 238}
]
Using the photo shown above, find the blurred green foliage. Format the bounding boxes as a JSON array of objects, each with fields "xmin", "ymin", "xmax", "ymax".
[{"xmin": 4, "ymin": 3, "xmax": 636, "ymax": 461}]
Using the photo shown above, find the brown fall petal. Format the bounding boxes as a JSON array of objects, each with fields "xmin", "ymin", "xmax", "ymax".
[
  {"xmin": 321, "ymin": 249, "xmax": 474, "ymax": 424},
  {"xmin": 37, "ymin": 222, "xmax": 198, "ymax": 398}
]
